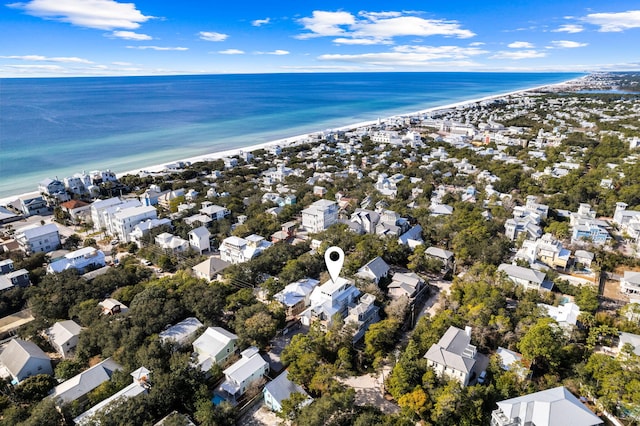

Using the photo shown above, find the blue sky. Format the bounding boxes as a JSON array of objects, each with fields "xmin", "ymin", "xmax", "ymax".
[{"xmin": 1, "ymin": 0, "xmax": 639, "ymax": 77}]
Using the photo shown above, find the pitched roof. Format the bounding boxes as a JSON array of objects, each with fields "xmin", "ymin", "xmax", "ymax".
[
  {"xmin": 192, "ymin": 257, "xmax": 230, "ymax": 279},
  {"xmin": 496, "ymin": 386, "xmax": 602, "ymax": 426},
  {"xmin": 223, "ymin": 347, "xmax": 268, "ymax": 384},
  {"xmin": 0, "ymin": 338, "xmax": 50, "ymax": 378},
  {"xmin": 357, "ymin": 256, "xmax": 390, "ymax": 281},
  {"xmin": 193, "ymin": 327, "xmax": 238, "ymax": 357},
  {"xmin": 424, "ymin": 326, "xmax": 476, "ymax": 374},
  {"xmin": 263, "ymin": 370, "xmax": 310, "ymax": 406},
  {"xmin": 48, "ymin": 320, "xmax": 82, "ymax": 346},
  {"xmin": 425, "ymin": 246, "xmax": 454, "ymax": 260},
  {"xmin": 50, "ymin": 358, "xmax": 122, "ymax": 404},
  {"xmin": 159, "ymin": 317, "xmax": 203, "ymax": 344},
  {"xmin": 498, "ymin": 263, "xmax": 545, "ymax": 285}
]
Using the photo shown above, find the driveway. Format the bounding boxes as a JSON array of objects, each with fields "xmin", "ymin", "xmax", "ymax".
[{"xmin": 338, "ymin": 373, "xmax": 400, "ymax": 414}]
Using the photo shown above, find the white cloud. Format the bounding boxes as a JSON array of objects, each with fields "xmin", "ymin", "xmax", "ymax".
[
  {"xmin": 548, "ymin": 40, "xmax": 588, "ymax": 48},
  {"xmin": 252, "ymin": 17, "xmax": 270, "ymax": 27},
  {"xmin": 199, "ymin": 31, "xmax": 228, "ymax": 42},
  {"xmin": 111, "ymin": 30, "xmax": 152, "ymax": 40},
  {"xmin": 469, "ymin": 42, "xmax": 485, "ymax": 46},
  {"xmin": 5, "ymin": 64, "xmax": 64, "ymax": 70},
  {"xmin": 7, "ymin": 0, "xmax": 152, "ymax": 30},
  {"xmin": 0, "ymin": 54, "xmax": 93, "ymax": 63},
  {"xmin": 508, "ymin": 41, "xmax": 534, "ymax": 48},
  {"xmin": 126, "ymin": 45, "xmax": 188, "ymax": 51},
  {"xmin": 297, "ymin": 10, "xmax": 474, "ymax": 44},
  {"xmin": 552, "ymin": 24, "xmax": 584, "ymax": 33},
  {"xmin": 255, "ymin": 50, "xmax": 290, "ymax": 55},
  {"xmin": 218, "ymin": 49, "xmax": 244, "ymax": 55},
  {"xmin": 111, "ymin": 61, "xmax": 132, "ymax": 66},
  {"xmin": 582, "ymin": 10, "xmax": 640, "ymax": 32},
  {"xmin": 317, "ymin": 44, "xmax": 486, "ymax": 67},
  {"xmin": 490, "ymin": 50, "xmax": 546, "ymax": 59}
]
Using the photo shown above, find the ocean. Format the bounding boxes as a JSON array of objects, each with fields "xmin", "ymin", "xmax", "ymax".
[{"xmin": 0, "ymin": 72, "xmax": 581, "ymax": 199}]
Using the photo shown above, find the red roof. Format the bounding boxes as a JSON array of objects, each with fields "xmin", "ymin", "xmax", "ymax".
[{"xmin": 60, "ymin": 200, "xmax": 90, "ymax": 209}]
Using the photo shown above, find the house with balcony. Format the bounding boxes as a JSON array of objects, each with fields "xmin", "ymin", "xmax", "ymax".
[
  {"xmin": 219, "ymin": 347, "xmax": 269, "ymax": 403},
  {"xmin": 199, "ymin": 202, "xmax": 230, "ymax": 220},
  {"xmin": 388, "ymin": 271, "xmax": 426, "ymax": 300},
  {"xmin": 300, "ymin": 277, "xmax": 360, "ymax": 329},
  {"xmin": 425, "ymin": 246, "xmax": 455, "ymax": 272},
  {"xmin": 188, "ymin": 226, "xmax": 210, "ymax": 254},
  {"xmin": 424, "ymin": 326, "xmax": 477, "ymax": 387},
  {"xmin": 345, "ymin": 293, "xmax": 380, "ymax": 343},
  {"xmin": 38, "ymin": 177, "xmax": 70, "ymax": 206},
  {"xmin": 219, "ymin": 234, "xmax": 272, "ymax": 264},
  {"xmin": 110, "ymin": 205, "xmax": 158, "ymax": 242},
  {"xmin": 490, "ymin": 386, "xmax": 602, "ymax": 426},
  {"xmin": 498, "ymin": 264, "xmax": 549, "ymax": 292},
  {"xmin": 47, "ymin": 247, "xmax": 106, "ymax": 274},
  {"xmin": 621, "ymin": 271, "xmax": 640, "ymax": 296},
  {"xmin": 14, "ymin": 223, "xmax": 60, "ymax": 255},
  {"xmin": 301, "ymin": 199, "xmax": 338, "ymax": 233},
  {"xmin": 19, "ymin": 196, "xmax": 49, "ymax": 217},
  {"xmin": 0, "ymin": 260, "xmax": 30, "ymax": 291},
  {"xmin": 129, "ymin": 217, "xmax": 172, "ymax": 244}
]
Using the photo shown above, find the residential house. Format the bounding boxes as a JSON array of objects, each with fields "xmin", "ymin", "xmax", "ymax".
[
  {"xmin": 355, "ymin": 256, "xmax": 391, "ymax": 284},
  {"xmin": 574, "ymin": 250, "xmax": 595, "ymax": 270},
  {"xmin": 47, "ymin": 247, "xmax": 106, "ymax": 274},
  {"xmin": 534, "ymin": 234, "xmax": 571, "ymax": 269},
  {"xmin": 498, "ymin": 264, "xmax": 549, "ymax": 292},
  {"xmin": 0, "ymin": 259, "xmax": 14, "ymax": 275},
  {"xmin": 90, "ymin": 197, "xmax": 130, "ymax": 231},
  {"xmin": 429, "ymin": 203, "xmax": 454, "ymax": 216},
  {"xmin": 73, "ymin": 367, "xmax": 151, "ymax": 425},
  {"xmin": 110, "ymin": 205, "xmax": 158, "ymax": 242},
  {"xmin": 159, "ymin": 317, "xmax": 203, "ymax": 347},
  {"xmin": 344, "ymin": 293, "xmax": 380, "ymax": 343},
  {"xmin": 621, "ymin": 271, "xmax": 640, "ymax": 296},
  {"xmin": 139, "ymin": 185, "xmax": 168, "ymax": 207},
  {"xmin": 496, "ymin": 347, "xmax": 529, "ymax": 379},
  {"xmin": 504, "ymin": 217, "xmax": 542, "ymax": 241},
  {"xmin": 99, "ymin": 298, "xmax": 128, "ymax": 315},
  {"xmin": 424, "ymin": 326, "xmax": 477, "ymax": 387},
  {"xmin": 425, "ymin": 246, "xmax": 455, "ymax": 271},
  {"xmin": 219, "ymin": 347, "xmax": 269, "ymax": 402},
  {"xmin": 271, "ymin": 221, "xmax": 297, "ymax": 243},
  {"xmin": 0, "ymin": 338, "xmax": 53, "ymax": 383},
  {"xmin": 398, "ymin": 224, "xmax": 424, "ymax": 249},
  {"xmin": 14, "ymin": 223, "xmax": 60, "ymax": 254},
  {"xmin": 155, "ymin": 232, "xmax": 189, "ymax": 253},
  {"xmin": 50, "ymin": 358, "xmax": 123, "ymax": 406},
  {"xmin": 570, "ymin": 203, "xmax": 610, "ymax": 245},
  {"xmin": 219, "ymin": 234, "xmax": 272, "ymax": 264},
  {"xmin": 490, "ymin": 386, "xmax": 602, "ymax": 426},
  {"xmin": 200, "ymin": 202, "xmax": 230, "ymax": 220},
  {"xmin": 192, "ymin": 257, "xmax": 230, "ymax": 282},
  {"xmin": 19, "ymin": 196, "xmax": 49, "ymax": 217},
  {"xmin": 301, "ymin": 199, "xmax": 338, "ymax": 233},
  {"xmin": 539, "ymin": 302, "xmax": 580, "ymax": 331},
  {"xmin": 388, "ymin": 271, "xmax": 426, "ymax": 300},
  {"xmin": 300, "ymin": 277, "xmax": 360, "ymax": 329},
  {"xmin": 0, "ymin": 266, "xmax": 30, "ymax": 291},
  {"xmin": 192, "ymin": 327, "xmax": 238, "ymax": 372},
  {"xmin": 188, "ymin": 226, "xmax": 211, "ymax": 254},
  {"xmin": 158, "ymin": 189, "xmax": 185, "ymax": 209},
  {"xmin": 273, "ymin": 278, "xmax": 320, "ymax": 319},
  {"xmin": 618, "ymin": 332, "xmax": 640, "ymax": 356},
  {"xmin": 263, "ymin": 370, "xmax": 312, "ymax": 413},
  {"xmin": 129, "ymin": 217, "xmax": 172, "ymax": 244},
  {"xmin": 47, "ymin": 320, "xmax": 82, "ymax": 359},
  {"xmin": 38, "ymin": 178, "xmax": 70, "ymax": 206},
  {"xmin": 613, "ymin": 202, "xmax": 640, "ymax": 227},
  {"xmin": 59, "ymin": 200, "xmax": 91, "ymax": 223}
]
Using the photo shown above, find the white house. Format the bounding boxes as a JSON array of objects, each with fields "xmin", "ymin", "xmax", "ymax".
[
  {"xmin": 199, "ymin": 202, "xmax": 230, "ymax": 220},
  {"xmin": 14, "ymin": 223, "xmax": 60, "ymax": 254},
  {"xmin": 344, "ymin": 293, "xmax": 380, "ymax": 343},
  {"xmin": 491, "ymin": 386, "xmax": 602, "ymax": 426},
  {"xmin": 110, "ymin": 205, "xmax": 158, "ymax": 242},
  {"xmin": 621, "ymin": 271, "xmax": 640, "ymax": 296},
  {"xmin": 300, "ymin": 277, "xmax": 360, "ymax": 329},
  {"xmin": 219, "ymin": 347, "xmax": 269, "ymax": 402},
  {"xmin": 355, "ymin": 256, "xmax": 391, "ymax": 284},
  {"xmin": 538, "ymin": 302, "xmax": 580, "ymax": 330},
  {"xmin": 46, "ymin": 320, "xmax": 82, "ymax": 359},
  {"xmin": 0, "ymin": 338, "xmax": 53, "ymax": 383},
  {"xmin": 273, "ymin": 278, "xmax": 320, "ymax": 319},
  {"xmin": 159, "ymin": 317, "xmax": 204, "ymax": 346},
  {"xmin": 219, "ymin": 234, "xmax": 272, "ymax": 264},
  {"xmin": 47, "ymin": 247, "xmax": 106, "ymax": 274},
  {"xmin": 188, "ymin": 226, "xmax": 210, "ymax": 254},
  {"xmin": 301, "ymin": 199, "xmax": 338, "ymax": 233},
  {"xmin": 192, "ymin": 327, "xmax": 238, "ymax": 372},
  {"xmin": 155, "ymin": 232, "xmax": 189, "ymax": 253},
  {"xmin": 424, "ymin": 326, "xmax": 477, "ymax": 387},
  {"xmin": 129, "ymin": 218, "xmax": 172, "ymax": 243},
  {"xmin": 50, "ymin": 358, "xmax": 123, "ymax": 406},
  {"xmin": 263, "ymin": 370, "xmax": 312, "ymax": 413},
  {"xmin": 388, "ymin": 271, "xmax": 426, "ymax": 300},
  {"xmin": 498, "ymin": 263, "xmax": 548, "ymax": 292}
]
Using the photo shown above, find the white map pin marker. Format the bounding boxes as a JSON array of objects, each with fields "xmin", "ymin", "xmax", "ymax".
[{"xmin": 325, "ymin": 246, "xmax": 344, "ymax": 284}]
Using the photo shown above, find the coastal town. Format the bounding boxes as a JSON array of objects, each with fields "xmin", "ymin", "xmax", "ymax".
[{"xmin": 0, "ymin": 72, "xmax": 640, "ymax": 425}]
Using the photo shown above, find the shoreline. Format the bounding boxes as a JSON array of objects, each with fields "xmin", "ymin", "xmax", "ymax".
[{"xmin": 0, "ymin": 77, "xmax": 583, "ymax": 208}]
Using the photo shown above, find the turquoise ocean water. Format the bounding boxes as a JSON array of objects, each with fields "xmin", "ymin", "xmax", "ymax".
[{"xmin": 0, "ymin": 72, "xmax": 581, "ymax": 198}]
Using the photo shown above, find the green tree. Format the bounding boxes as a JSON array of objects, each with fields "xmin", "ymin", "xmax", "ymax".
[{"xmin": 518, "ymin": 317, "xmax": 564, "ymax": 372}]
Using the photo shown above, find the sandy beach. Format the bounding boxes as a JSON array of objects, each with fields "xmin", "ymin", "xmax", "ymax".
[{"xmin": 0, "ymin": 77, "xmax": 583, "ymax": 208}]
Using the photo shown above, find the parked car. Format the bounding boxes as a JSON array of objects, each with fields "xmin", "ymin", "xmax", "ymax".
[{"xmin": 477, "ymin": 370, "xmax": 487, "ymax": 384}]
